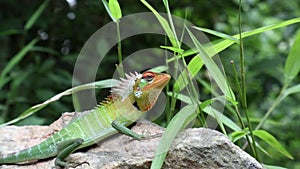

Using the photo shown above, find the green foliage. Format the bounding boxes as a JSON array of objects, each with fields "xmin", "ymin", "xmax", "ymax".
[
  {"xmin": 151, "ymin": 104, "xmax": 198, "ymax": 169},
  {"xmin": 102, "ymin": 0, "xmax": 122, "ymax": 22},
  {"xmin": 253, "ymin": 130, "xmax": 293, "ymax": 160},
  {"xmin": 284, "ymin": 29, "xmax": 300, "ymax": 84},
  {"xmin": 1, "ymin": 0, "xmax": 300, "ymax": 168},
  {"xmin": 0, "ymin": 38, "xmax": 39, "ymax": 90},
  {"xmin": 0, "ymin": 79, "xmax": 118, "ymax": 127}
]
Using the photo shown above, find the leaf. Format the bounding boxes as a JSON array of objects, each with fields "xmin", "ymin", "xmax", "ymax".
[
  {"xmin": 160, "ymin": 45, "xmax": 184, "ymax": 54},
  {"xmin": 282, "ymin": 84, "xmax": 300, "ymax": 100},
  {"xmin": 213, "ymin": 17, "xmax": 300, "ymax": 59},
  {"xmin": 171, "ymin": 18, "xmax": 300, "ymax": 94},
  {"xmin": 151, "ymin": 104, "xmax": 198, "ymax": 169},
  {"xmin": 263, "ymin": 164, "xmax": 288, "ymax": 169},
  {"xmin": 229, "ymin": 128, "xmax": 249, "ymax": 143},
  {"xmin": 0, "ymin": 79, "xmax": 119, "ymax": 126},
  {"xmin": 102, "ymin": 0, "xmax": 119, "ymax": 22},
  {"xmin": 24, "ymin": 0, "xmax": 50, "ymax": 30},
  {"xmin": 148, "ymin": 65, "xmax": 169, "ymax": 73},
  {"xmin": 256, "ymin": 141, "xmax": 273, "ymax": 158},
  {"xmin": 185, "ymin": 26, "xmax": 236, "ymax": 101},
  {"xmin": 30, "ymin": 46, "xmax": 60, "ymax": 55},
  {"xmin": 167, "ymin": 92, "xmax": 241, "ymax": 131},
  {"xmin": 108, "ymin": 0, "xmax": 122, "ymax": 21},
  {"xmin": 284, "ymin": 29, "xmax": 300, "ymax": 84},
  {"xmin": 253, "ymin": 130, "xmax": 294, "ymax": 159},
  {"xmin": 173, "ymin": 54, "xmax": 203, "ymax": 91},
  {"xmin": 0, "ymin": 38, "xmax": 39, "ymax": 90},
  {"xmin": 192, "ymin": 26, "xmax": 239, "ymax": 43},
  {"xmin": 140, "ymin": 0, "xmax": 179, "ymax": 48},
  {"xmin": 203, "ymin": 105, "xmax": 241, "ymax": 132},
  {"xmin": 167, "ymin": 17, "xmax": 300, "ymax": 63},
  {"xmin": 167, "ymin": 91, "xmax": 193, "ymax": 104},
  {"xmin": 0, "ymin": 29, "xmax": 24, "ymax": 36}
]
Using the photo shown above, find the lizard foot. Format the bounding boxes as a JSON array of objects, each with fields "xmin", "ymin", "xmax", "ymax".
[{"xmin": 52, "ymin": 161, "xmax": 90, "ymax": 169}]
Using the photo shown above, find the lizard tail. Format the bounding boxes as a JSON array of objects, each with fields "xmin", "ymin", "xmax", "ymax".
[{"xmin": 0, "ymin": 141, "xmax": 57, "ymax": 164}]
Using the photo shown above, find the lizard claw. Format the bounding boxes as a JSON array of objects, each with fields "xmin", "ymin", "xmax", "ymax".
[
  {"xmin": 66, "ymin": 161, "xmax": 90, "ymax": 169},
  {"xmin": 52, "ymin": 161, "xmax": 89, "ymax": 169}
]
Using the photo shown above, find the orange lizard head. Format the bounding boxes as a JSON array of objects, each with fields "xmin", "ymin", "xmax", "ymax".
[{"xmin": 132, "ymin": 71, "xmax": 170, "ymax": 112}]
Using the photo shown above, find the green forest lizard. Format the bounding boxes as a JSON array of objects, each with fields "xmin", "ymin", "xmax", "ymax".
[{"xmin": 0, "ymin": 71, "xmax": 171, "ymax": 168}]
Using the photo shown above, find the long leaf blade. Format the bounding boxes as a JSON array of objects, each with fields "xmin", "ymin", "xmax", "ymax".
[
  {"xmin": 140, "ymin": 0, "xmax": 179, "ymax": 48},
  {"xmin": 168, "ymin": 17, "xmax": 300, "ymax": 63},
  {"xmin": 192, "ymin": 26, "xmax": 239, "ymax": 43},
  {"xmin": 0, "ymin": 38, "xmax": 39, "ymax": 90},
  {"xmin": 186, "ymin": 26, "xmax": 235, "ymax": 101},
  {"xmin": 253, "ymin": 130, "xmax": 294, "ymax": 159},
  {"xmin": 102, "ymin": 0, "xmax": 117, "ymax": 22},
  {"xmin": 24, "ymin": 0, "xmax": 50, "ymax": 30},
  {"xmin": 108, "ymin": 0, "xmax": 122, "ymax": 21},
  {"xmin": 151, "ymin": 104, "xmax": 197, "ymax": 169},
  {"xmin": 284, "ymin": 29, "xmax": 300, "ymax": 84},
  {"xmin": 263, "ymin": 164, "xmax": 288, "ymax": 169}
]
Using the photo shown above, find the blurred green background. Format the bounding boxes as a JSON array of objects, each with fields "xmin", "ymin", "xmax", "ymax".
[{"xmin": 0, "ymin": 0, "xmax": 299, "ymax": 168}]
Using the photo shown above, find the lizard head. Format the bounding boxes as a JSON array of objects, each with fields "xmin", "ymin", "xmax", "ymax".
[
  {"xmin": 111, "ymin": 71, "xmax": 170, "ymax": 112},
  {"xmin": 132, "ymin": 71, "xmax": 170, "ymax": 112}
]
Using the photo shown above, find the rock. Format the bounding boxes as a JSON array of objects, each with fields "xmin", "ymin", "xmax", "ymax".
[{"xmin": 0, "ymin": 112, "xmax": 263, "ymax": 169}]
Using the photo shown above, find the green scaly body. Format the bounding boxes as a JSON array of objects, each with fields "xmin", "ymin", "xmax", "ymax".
[{"xmin": 0, "ymin": 71, "xmax": 170, "ymax": 167}]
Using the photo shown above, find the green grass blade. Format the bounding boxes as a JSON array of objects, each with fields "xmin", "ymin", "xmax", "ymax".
[
  {"xmin": 0, "ymin": 29, "xmax": 24, "ymax": 36},
  {"xmin": 140, "ymin": 0, "xmax": 179, "ymax": 48},
  {"xmin": 263, "ymin": 164, "xmax": 288, "ymax": 169},
  {"xmin": 0, "ymin": 38, "xmax": 39, "ymax": 90},
  {"xmin": 282, "ymin": 84, "xmax": 300, "ymax": 100},
  {"xmin": 168, "ymin": 17, "xmax": 300, "ymax": 63},
  {"xmin": 213, "ymin": 17, "xmax": 300, "ymax": 58},
  {"xmin": 185, "ymin": 26, "xmax": 235, "ymax": 101},
  {"xmin": 173, "ymin": 54, "xmax": 202, "ymax": 91},
  {"xmin": 284, "ymin": 29, "xmax": 300, "ymax": 84},
  {"xmin": 230, "ymin": 129, "xmax": 274, "ymax": 158},
  {"xmin": 203, "ymin": 105, "xmax": 240, "ymax": 132},
  {"xmin": 229, "ymin": 128, "xmax": 249, "ymax": 143},
  {"xmin": 151, "ymin": 104, "xmax": 197, "ymax": 169},
  {"xmin": 148, "ymin": 65, "xmax": 169, "ymax": 73},
  {"xmin": 108, "ymin": 0, "xmax": 122, "ymax": 21},
  {"xmin": 256, "ymin": 142, "xmax": 272, "ymax": 158},
  {"xmin": 30, "ymin": 46, "xmax": 60, "ymax": 55},
  {"xmin": 172, "ymin": 18, "xmax": 300, "ymax": 101},
  {"xmin": 253, "ymin": 130, "xmax": 294, "ymax": 159},
  {"xmin": 0, "ymin": 79, "xmax": 119, "ymax": 126},
  {"xmin": 160, "ymin": 45, "xmax": 184, "ymax": 54},
  {"xmin": 192, "ymin": 26, "xmax": 239, "ymax": 43},
  {"xmin": 167, "ymin": 91, "xmax": 241, "ymax": 132},
  {"xmin": 162, "ymin": 0, "xmax": 180, "ymax": 48},
  {"xmin": 24, "ymin": 0, "xmax": 50, "ymax": 30},
  {"xmin": 102, "ymin": 0, "xmax": 117, "ymax": 22},
  {"xmin": 167, "ymin": 91, "xmax": 193, "ymax": 104}
]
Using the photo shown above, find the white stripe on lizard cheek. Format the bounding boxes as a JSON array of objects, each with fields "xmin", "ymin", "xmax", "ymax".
[
  {"xmin": 135, "ymin": 91, "xmax": 142, "ymax": 98},
  {"xmin": 140, "ymin": 78, "xmax": 146, "ymax": 83}
]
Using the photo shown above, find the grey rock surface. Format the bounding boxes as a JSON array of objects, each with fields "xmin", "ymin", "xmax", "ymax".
[{"xmin": 0, "ymin": 112, "xmax": 263, "ymax": 169}]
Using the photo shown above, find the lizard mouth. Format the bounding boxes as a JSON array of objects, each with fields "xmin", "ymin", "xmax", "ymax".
[{"xmin": 153, "ymin": 73, "xmax": 171, "ymax": 89}]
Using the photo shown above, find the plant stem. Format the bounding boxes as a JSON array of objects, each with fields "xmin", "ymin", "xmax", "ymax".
[
  {"xmin": 116, "ymin": 22, "xmax": 124, "ymax": 76},
  {"xmin": 230, "ymin": 61, "xmax": 245, "ymax": 127},
  {"xmin": 238, "ymin": 0, "xmax": 259, "ymax": 160}
]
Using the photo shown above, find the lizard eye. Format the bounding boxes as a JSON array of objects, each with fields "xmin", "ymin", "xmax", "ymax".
[{"xmin": 142, "ymin": 72, "xmax": 155, "ymax": 83}]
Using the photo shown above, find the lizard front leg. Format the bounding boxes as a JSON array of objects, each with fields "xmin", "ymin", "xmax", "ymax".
[
  {"xmin": 112, "ymin": 121, "xmax": 146, "ymax": 139},
  {"xmin": 54, "ymin": 138, "xmax": 84, "ymax": 168}
]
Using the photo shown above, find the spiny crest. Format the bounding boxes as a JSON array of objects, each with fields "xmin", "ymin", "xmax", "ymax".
[{"xmin": 110, "ymin": 72, "xmax": 142, "ymax": 100}]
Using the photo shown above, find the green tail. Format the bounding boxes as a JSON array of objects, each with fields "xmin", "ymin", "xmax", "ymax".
[{"xmin": 0, "ymin": 140, "xmax": 58, "ymax": 164}]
